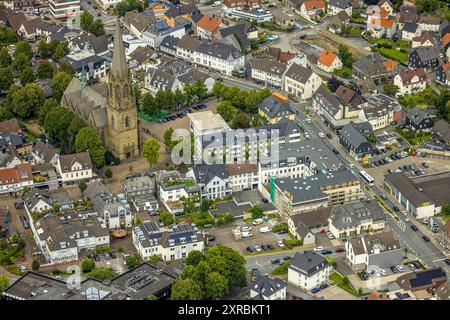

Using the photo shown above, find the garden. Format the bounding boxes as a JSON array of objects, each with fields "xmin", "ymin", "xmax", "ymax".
[
  {"xmin": 329, "ymin": 272, "xmax": 360, "ymax": 297},
  {"xmin": 369, "ymin": 38, "xmax": 411, "ymax": 64}
]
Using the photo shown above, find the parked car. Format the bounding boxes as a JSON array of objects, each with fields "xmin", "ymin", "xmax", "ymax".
[
  {"xmin": 421, "ymin": 162, "xmax": 429, "ymax": 168},
  {"xmin": 305, "ymin": 118, "xmax": 312, "ymax": 124},
  {"xmin": 313, "ymin": 246, "xmax": 324, "ymax": 252},
  {"xmin": 283, "ymin": 256, "xmax": 291, "ymax": 261},
  {"xmin": 321, "ymin": 249, "xmax": 332, "ymax": 255},
  {"xmin": 14, "ymin": 202, "xmax": 24, "ymax": 209},
  {"xmin": 412, "ymin": 261, "xmax": 422, "ymax": 269},
  {"xmin": 390, "ymin": 266, "xmax": 398, "ymax": 273},
  {"xmin": 19, "ymin": 265, "xmax": 26, "ymax": 273},
  {"xmin": 444, "ymin": 259, "xmax": 450, "ymax": 266},
  {"xmin": 271, "ymin": 258, "xmax": 280, "ymax": 264},
  {"xmin": 255, "ymin": 245, "xmax": 261, "ymax": 252},
  {"xmin": 277, "ymin": 240, "xmax": 285, "ymax": 247},
  {"xmin": 311, "ymin": 287, "xmax": 321, "ymax": 294},
  {"xmin": 319, "ymin": 283, "xmax": 329, "ymax": 290},
  {"xmin": 318, "ymin": 132, "xmax": 325, "ymax": 139},
  {"xmin": 396, "ymin": 265, "xmax": 405, "ymax": 272},
  {"xmin": 380, "ymin": 194, "xmax": 387, "ymax": 200},
  {"xmin": 277, "ymin": 230, "xmax": 288, "ymax": 235},
  {"xmin": 392, "ymin": 206, "xmax": 400, "ymax": 212},
  {"xmin": 335, "ymin": 247, "xmax": 345, "ymax": 253},
  {"xmin": 332, "ymin": 149, "xmax": 339, "ymax": 154},
  {"xmin": 422, "ymin": 235, "xmax": 431, "ymax": 242},
  {"xmin": 20, "ymin": 215, "xmax": 29, "ymax": 229},
  {"xmin": 410, "ymin": 225, "xmax": 418, "ymax": 231},
  {"xmin": 104, "ymin": 253, "xmax": 111, "ymax": 260},
  {"xmin": 93, "ymin": 254, "xmax": 100, "ymax": 262},
  {"xmin": 246, "ymin": 246, "xmax": 254, "ymax": 253},
  {"xmin": 408, "ymin": 263, "xmax": 416, "ymax": 270},
  {"xmin": 261, "ymin": 244, "xmax": 268, "ymax": 251},
  {"xmin": 109, "ymin": 252, "xmax": 117, "ymax": 259},
  {"xmin": 326, "ymin": 133, "xmax": 332, "ymax": 139},
  {"xmin": 266, "ymin": 244, "xmax": 274, "ymax": 250},
  {"xmin": 379, "ymin": 269, "xmax": 387, "ymax": 276},
  {"xmin": 326, "ymin": 231, "xmax": 334, "ymax": 239}
]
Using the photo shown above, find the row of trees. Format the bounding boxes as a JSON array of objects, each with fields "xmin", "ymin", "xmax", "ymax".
[
  {"xmin": 140, "ymin": 80, "xmax": 208, "ymax": 115},
  {"xmin": 115, "ymin": 0, "xmax": 147, "ymax": 17},
  {"xmin": 37, "ymin": 37, "xmax": 70, "ymax": 62},
  {"xmin": 171, "ymin": 246, "xmax": 247, "ymax": 300},
  {"xmin": 212, "ymin": 81, "xmax": 271, "ymax": 114}
]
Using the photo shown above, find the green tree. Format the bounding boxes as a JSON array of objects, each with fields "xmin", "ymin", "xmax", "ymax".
[
  {"xmin": 0, "ymin": 67, "xmax": 13, "ymax": 91},
  {"xmin": 0, "ymin": 106, "xmax": 13, "ymax": 121},
  {"xmin": 205, "ymin": 245, "xmax": 247, "ymax": 287},
  {"xmin": 383, "ymin": 82, "xmax": 399, "ymax": 96},
  {"xmin": 141, "ymin": 92, "xmax": 158, "ymax": 115},
  {"xmin": 0, "ymin": 46, "xmax": 12, "ymax": 67},
  {"xmin": 142, "ymin": 138, "xmax": 160, "ymax": 167},
  {"xmin": 37, "ymin": 37, "xmax": 51, "ymax": 57},
  {"xmin": 441, "ymin": 203, "xmax": 450, "ymax": 216},
  {"xmin": 75, "ymin": 127, "xmax": 106, "ymax": 168},
  {"xmin": 67, "ymin": 116, "xmax": 87, "ymax": 148},
  {"xmin": 14, "ymin": 40, "xmax": 32, "ymax": 58},
  {"xmin": 205, "ymin": 271, "xmax": 228, "ymax": 299},
  {"xmin": 217, "ymin": 101, "xmax": 238, "ymax": 123},
  {"xmin": 36, "ymin": 61, "xmax": 54, "ymax": 79},
  {"xmin": 170, "ymin": 278, "xmax": 203, "ymax": 300},
  {"xmin": 44, "ymin": 107, "xmax": 74, "ymax": 148},
  {"xmin": 195, "ymin": 80, "xmax": 208, "ymax": 100},
  {"xmin": 0, "ymin": 275, "xmax": 9, "ymax": 294},
  {"xmin": 32, "ymin": 259, "xmax": 40, "ymax": 271},
  {"xmin": 232, "ymin": 111, "xmax": 250, "ymax": 129},
  {"xmin": 185, "ymin": 250, "xmax": 205, "ymax": 267},
  {"xmin": 212, "ymin": 81, "xmax": 225, "ymax": 98},
  {"xmin": 58, "ymin": 59, "xmax": 75, "ymax": 75},
  {"xmin": 126, "ymin": 255, "xmax": 140, "ymax": 269},
  {"xmin": 80, "ymin": 12, "xmax": 105, "ymax": 36},
  {"xmin": 159, "ymin": 211, "xmax": 174, "ymax": 225},
  {"xmin": 12, "ymin": 52, "xmax": 29, "ymax": 71},
  {"xmin": 200, "ymin": 199, "xmax": 211, "ymax": 213},
  {"xmin": 88, "ymin": 268, "xmax": 117, "ymax": 280},
  {"xmin": 249, "ymin": 205, "xmax": 264, "ymax": 219},
  {"xmin": 174, "ymin": 88, "xmax": 185, "ymax": 109},
  {"xmin": 416, "ymin": 0, "xmax": 439, "ymax": 13},
  {"xmin": 105, "ymin": 168, "xmax": 113, "ymax": 179},
  {"xmin": 338, "ymin": 44, "xmax": 354, "ymax": 68},
  {"xmin": 149, "ymin": 255, "xmax": 159, "ymax": 263},
  {"xmin": 115, "ymin": 0, "xmax": 143, "ymax": 17},
  {"xmin": 81, "ymin": 258, "xmax": 96, "ymax": 273},
  {"xmin": 147, "ymin": 295, "xmax": 157, "ymax": 300},
  {"xmin": 19, "ymin": 66, "xmax": 35, "ymax": 85},
  {"xmin": 52, "ymin": 42, "xmax": 69, "ymax": 62},
  {"xmin": 51, "ymin": 71, "xmax": 73, "ymax": 102},
  {"xmin": 11, "ymin": 83, "xmax": 44, "ymax": 118},
  {"xmin": 38, "ymin": 98, "xmax": 59, "ymax": 125},
  {"xmin": 79, "ymin": 180, "xmax": 87, "ymax": 193}
]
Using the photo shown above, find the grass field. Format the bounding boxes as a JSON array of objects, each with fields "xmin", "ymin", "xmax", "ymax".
[{"xmin": 329, "ymin": 272, "xmax": 359, "ymax": 297}]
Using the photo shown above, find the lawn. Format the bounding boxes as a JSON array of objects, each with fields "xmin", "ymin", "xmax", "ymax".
[
  {"xmin": 369, "ymin": 38, "xmax": 410, "ymax": 63},
  {"xmin": 329, "ymin": 272, "xmax": 359, "ymax": 297},
  {"xmin": 139, "ymin": 109, "xmax": 170, "ymax": 122},
  {"xmin": 333, "ymin": 66, "xmax": 352, "ymax": 78},
  {"xmin": 396, "ymin": 127, "xmax": 431, "ymax": 146},
  {"xmin": 377, "ymin": 48, "xmax": 408, "ymax": 63},
  {"xmin": 272, "ymin": 258, "xmax": 292, "ymax": 275},
  {"xmin": 347, "ymin": 27, "xmax": 362, "ymax": 37}
]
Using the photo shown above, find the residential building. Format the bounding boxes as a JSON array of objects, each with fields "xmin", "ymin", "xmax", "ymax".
[
  {"xmin": 436, "ymin": 62, "xmax": 450, "ymax": 86},
  {"xmin": 438, "ymin": 220, "xmax": 450, "ymax": 251},
  {"xmin": 385, "ymin": 172, "xmax": 450, "ymax": 219},
  {"xmin": 284, "ymin": 63, "xmax": 322, "ymax": 100},
  {"xmin": 432, "ymin": 119, "xmax": 450, "ymax": 145},
  {"xmin": 32, "ymin": 140, "xmax": 59, "ymax": 166},
  {"xmin": 194, "ymin": 41, "xmax": 245, "ymax": 76},
  {"xmin": 249, "ymin": 275, "xmax": 287, "ymax": 300},
  {"xmin": 328, "ymin": 200, "xmax": 386, "ymax": 238},
  {"xmin": 142, "ymin": 22, "xmax": 185, "ymax": 49},
  {"xmin": 288, "ymin": 207, "xmax": 331, "ymax": 245},
  {"xmin": 160, "ymin": 35, "xmax": 180, "ymax": 56},
  {"xmin": 158, "ymin": 171, "xmax": 200, "ymax": 214},
  {"xmin": 84, "ymin": 181, "xmax": 133, "ymax": 229},
  {"xmin": 339, "ymin": 121, "xmax": 376, "ymax": 160},
  {"xmin": 327, "ymin": 0, "xmax": 352, "ymax": 17},
  {"xmin": 435, "ymin": 281, "xmax": 450, "ymax": 300},
  {"xmin": 49, "ymin": 0, "xmax": 80, "ymax": 19},
  {"xmin": 258, "ymin": 94, "xmax": 295, "ymax": 124},
  {"xmin": 409, "ymin": 46, "xmax": 441, "ymax": 70},
  {"xmin": 396, "ymin": 268, "xmax": 447, "ymax": 294},
  {"xmin": 271, "ymin": 8, "xmax": 294, "ymax": 27},
  {"xmin": 187, "ymin": 163, "xmax": 232, "ymax": 200},
  {"xmin": 23, "ymin": 188, "xmax": 73, "ymax": 214},
  {"xmin": 270, "ymin": 169, "xmax": 362, "ymax": 219},
  {"xmin": 0, "ymin": 163, "xmax": 33, "ymax": 195},
  {"xmin": 133, "ymin": 221, "xmax": 204, "ymax": 261},
  {"xmin": 176, "ymin": 35, "xmax": 202, "ymax": 62},
  {"xmin": 411, "ymin": 32, "xmax": 437, "ymax": 48},
  {"xmin": 352, "ymin": 54, "xmax": 398, "ymax": 81},
  {"xmin": 317, "ymin": 49, "xmax": 343, "ymax": 73},
  {"xmin": 329, "ymin": 11, "xmax": 350, "ymax": 33},
  {"xmin": 334, "ymin": 85, "xmax": 367, "ymax": 110},
  {"xmin": 63, "ymin": 50, "xmax": 109, "ymax": 83},
  {"xmin": 345, "ymin": 231, "xmax": 402, "ymax": 271},
  {"xmin": 288, "ymin": 251, "xmax": 332, "ymax": 290},
  {"xmin": 404, "ymin": 107, "xmax": 434, "ymax": 132},
  {"xmin": 402, "ymin": 22, "xmax": 421, "ymax": 41},
  {"xmin": 359, "ymin": 93, "xmax": 403, "ymax": 130},
  {"xmin": 367, "ymin": 6, "xmax": 396, "ymax": 38},
  {"xmin": 56, "ymin": 152, "xmax": 93, "ymax": 184},
  {"xmin": 393, "ymin": 68, "xmax": 427, "ymax": 96},
  {"xmin": 123, "ymin": 175, "xmax": 158, "ymax": 213},
  {"xmin": 196, "ymin": 15, "xmax": 223, "ymax": 40},
  {"xmin": 417, "ymin": 16, "xmax": 440, "ymax": 32},
  {"xmin": 377, "ymin": 0, "xmax": 394, "ymax": 15},
  {"xmin": 221, "ymin": 0, "xmax": 261, "ymax": 14},
  {"xmin": 226, "ymin": 162, "xmax": 259, "ymax": 192},
  {"xmin": 250, "ymin": 58, "xmax": 287, "ymax": 88},
  {"xmin": 0, "ymin": 147, "xmax": 21, "ymax": 169},
  {"xmin": 299, "ymin": 0, "xmax": 326, "ymax": 21},
  {"xmin": 123, "ymin": 11, "xmax": 157, "ymax": 38}
]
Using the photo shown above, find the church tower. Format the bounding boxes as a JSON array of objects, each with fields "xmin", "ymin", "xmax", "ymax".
[{"xmin": 106, "ymin": 19, "xmax": 139, "ymax": 160}]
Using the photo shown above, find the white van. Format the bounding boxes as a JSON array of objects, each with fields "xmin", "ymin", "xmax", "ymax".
[{"xmin": 212, "ymin": 1, "xmax": 221, "ymax": 6}]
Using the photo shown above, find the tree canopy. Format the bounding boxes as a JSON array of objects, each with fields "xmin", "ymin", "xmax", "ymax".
[
  {"xmin": 142, "ymin": 138, "xmax": 160, "ymax": 167},
  {"xmin": 75, "ymin": 127, "xmax": 106, "ymax": 168}
]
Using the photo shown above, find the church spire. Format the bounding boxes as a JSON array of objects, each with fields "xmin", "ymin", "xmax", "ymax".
[{"xmin": 111, "ymin": 17, "xmax": 128, "ymax": 80}]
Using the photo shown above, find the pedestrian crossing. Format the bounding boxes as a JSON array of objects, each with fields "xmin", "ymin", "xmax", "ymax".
[{"xmin": 397, "ymin": 220, "xmax": 406, "ymax": 232}]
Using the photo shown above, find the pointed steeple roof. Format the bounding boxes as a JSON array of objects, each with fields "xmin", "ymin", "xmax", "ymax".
[{"xmin": 111, "ymin": 17, "xmax": 128, "ymax": 80}]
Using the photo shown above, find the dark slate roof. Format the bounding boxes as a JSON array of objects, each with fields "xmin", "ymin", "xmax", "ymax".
[
  {"xmin": 165, "ymin": 4, "xmax": 199, "ymax": 18},
  {"xmin": 160, "ymin": 35, "xmax": 180, "ymax": 51},
  {"xmin": 250, "ymin": 275, "xmax": 287, "ymax": 298},
  {"xmin": 0, "ymin": 133, "xmax": 23, "ymax": 149},
  {"xmin": 313, "ymin": 85, "xmax": 343, "ymax": 117},
  {"xmin": 196, "ymin": 41, "xmax": 243, "ymax": 60},
  {"xmin": 328, "ymin": 0, "xmax": 351, "ymax": 8},
  {"xmin": 289, "ymin": 251, "xmax": 330, "ymax": 277},
  {"xmin": 340, "ymin": 121, "xmax": 370, "ymax": 149},
  {"xmin": 284, "ymin": 63, "xmax": 313, "ymax": 84},
  {"xmin": 63, "ymin": 54, "xmax": 107, "ymax": 72},
  {"xmin": 192, "ymin": 163, "xmax": 229, "ymax": 185},
  {"xmin": 406, "ymin": 107, "xmax": 430, "ymax": 126},
  {"xmin": 410, "ymin": 46, "xmax": 440, "ymax": 62},
  {"xmin": 403, "ymin": 21, "xmax": 418, "ymax": 33},
  {"xmin": 291, "ymin": 207, "xmax": 331, "ymax": 238},
  {"xmin": 258, "ymin": 96, "xmax": 294, "ymax": 118},
  {"xmin": 250, "ymin": 57, "xmax": 287, "ymax": 76},
  {"xmin": 32, "ymin": 140, "xmax": 57, "ymax": 163},
  {"xmin": 330, "ymin": 200, "xmax": 385, "ymax": 230}
]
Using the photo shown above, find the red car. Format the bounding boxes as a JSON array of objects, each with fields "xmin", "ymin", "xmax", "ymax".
[{"xmin": 335, "ymin": 247, "xmax": 345, "ymax": 253}]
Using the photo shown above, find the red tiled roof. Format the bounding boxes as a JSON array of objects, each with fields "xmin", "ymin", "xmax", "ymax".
[
  {"xmin": 303, "ymin": 0, "xmax": 326, "ymax": 11},
  {"xmin": 196, "ymin": 15, "xmax": 222, "ymax": 33},
  {"xmin": 442, "ymin": 33, "xmax": 450, "ymax": 47},
  {"xmin": 318, "ymin": 49, "xmax": 337, "ymax": 67}
]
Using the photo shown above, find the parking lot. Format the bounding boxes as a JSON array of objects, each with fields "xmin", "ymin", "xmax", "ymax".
[
  {"xmin": 211, "ymin": 222, "xmax": 288, "ymax": 255},
  {"xmin": 366, "ymin": 155, "xmax": 450, "ymax": 186}
]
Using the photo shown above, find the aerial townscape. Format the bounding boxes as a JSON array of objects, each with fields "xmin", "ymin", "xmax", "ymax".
[{"xmin": 0, "ymin": 0, "xmax": 450, "ymax": 304}]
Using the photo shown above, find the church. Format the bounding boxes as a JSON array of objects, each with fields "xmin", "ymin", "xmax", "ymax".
[{"xmin": 61, "ymin": 22, "xmax": 139, "ymax": 161}]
